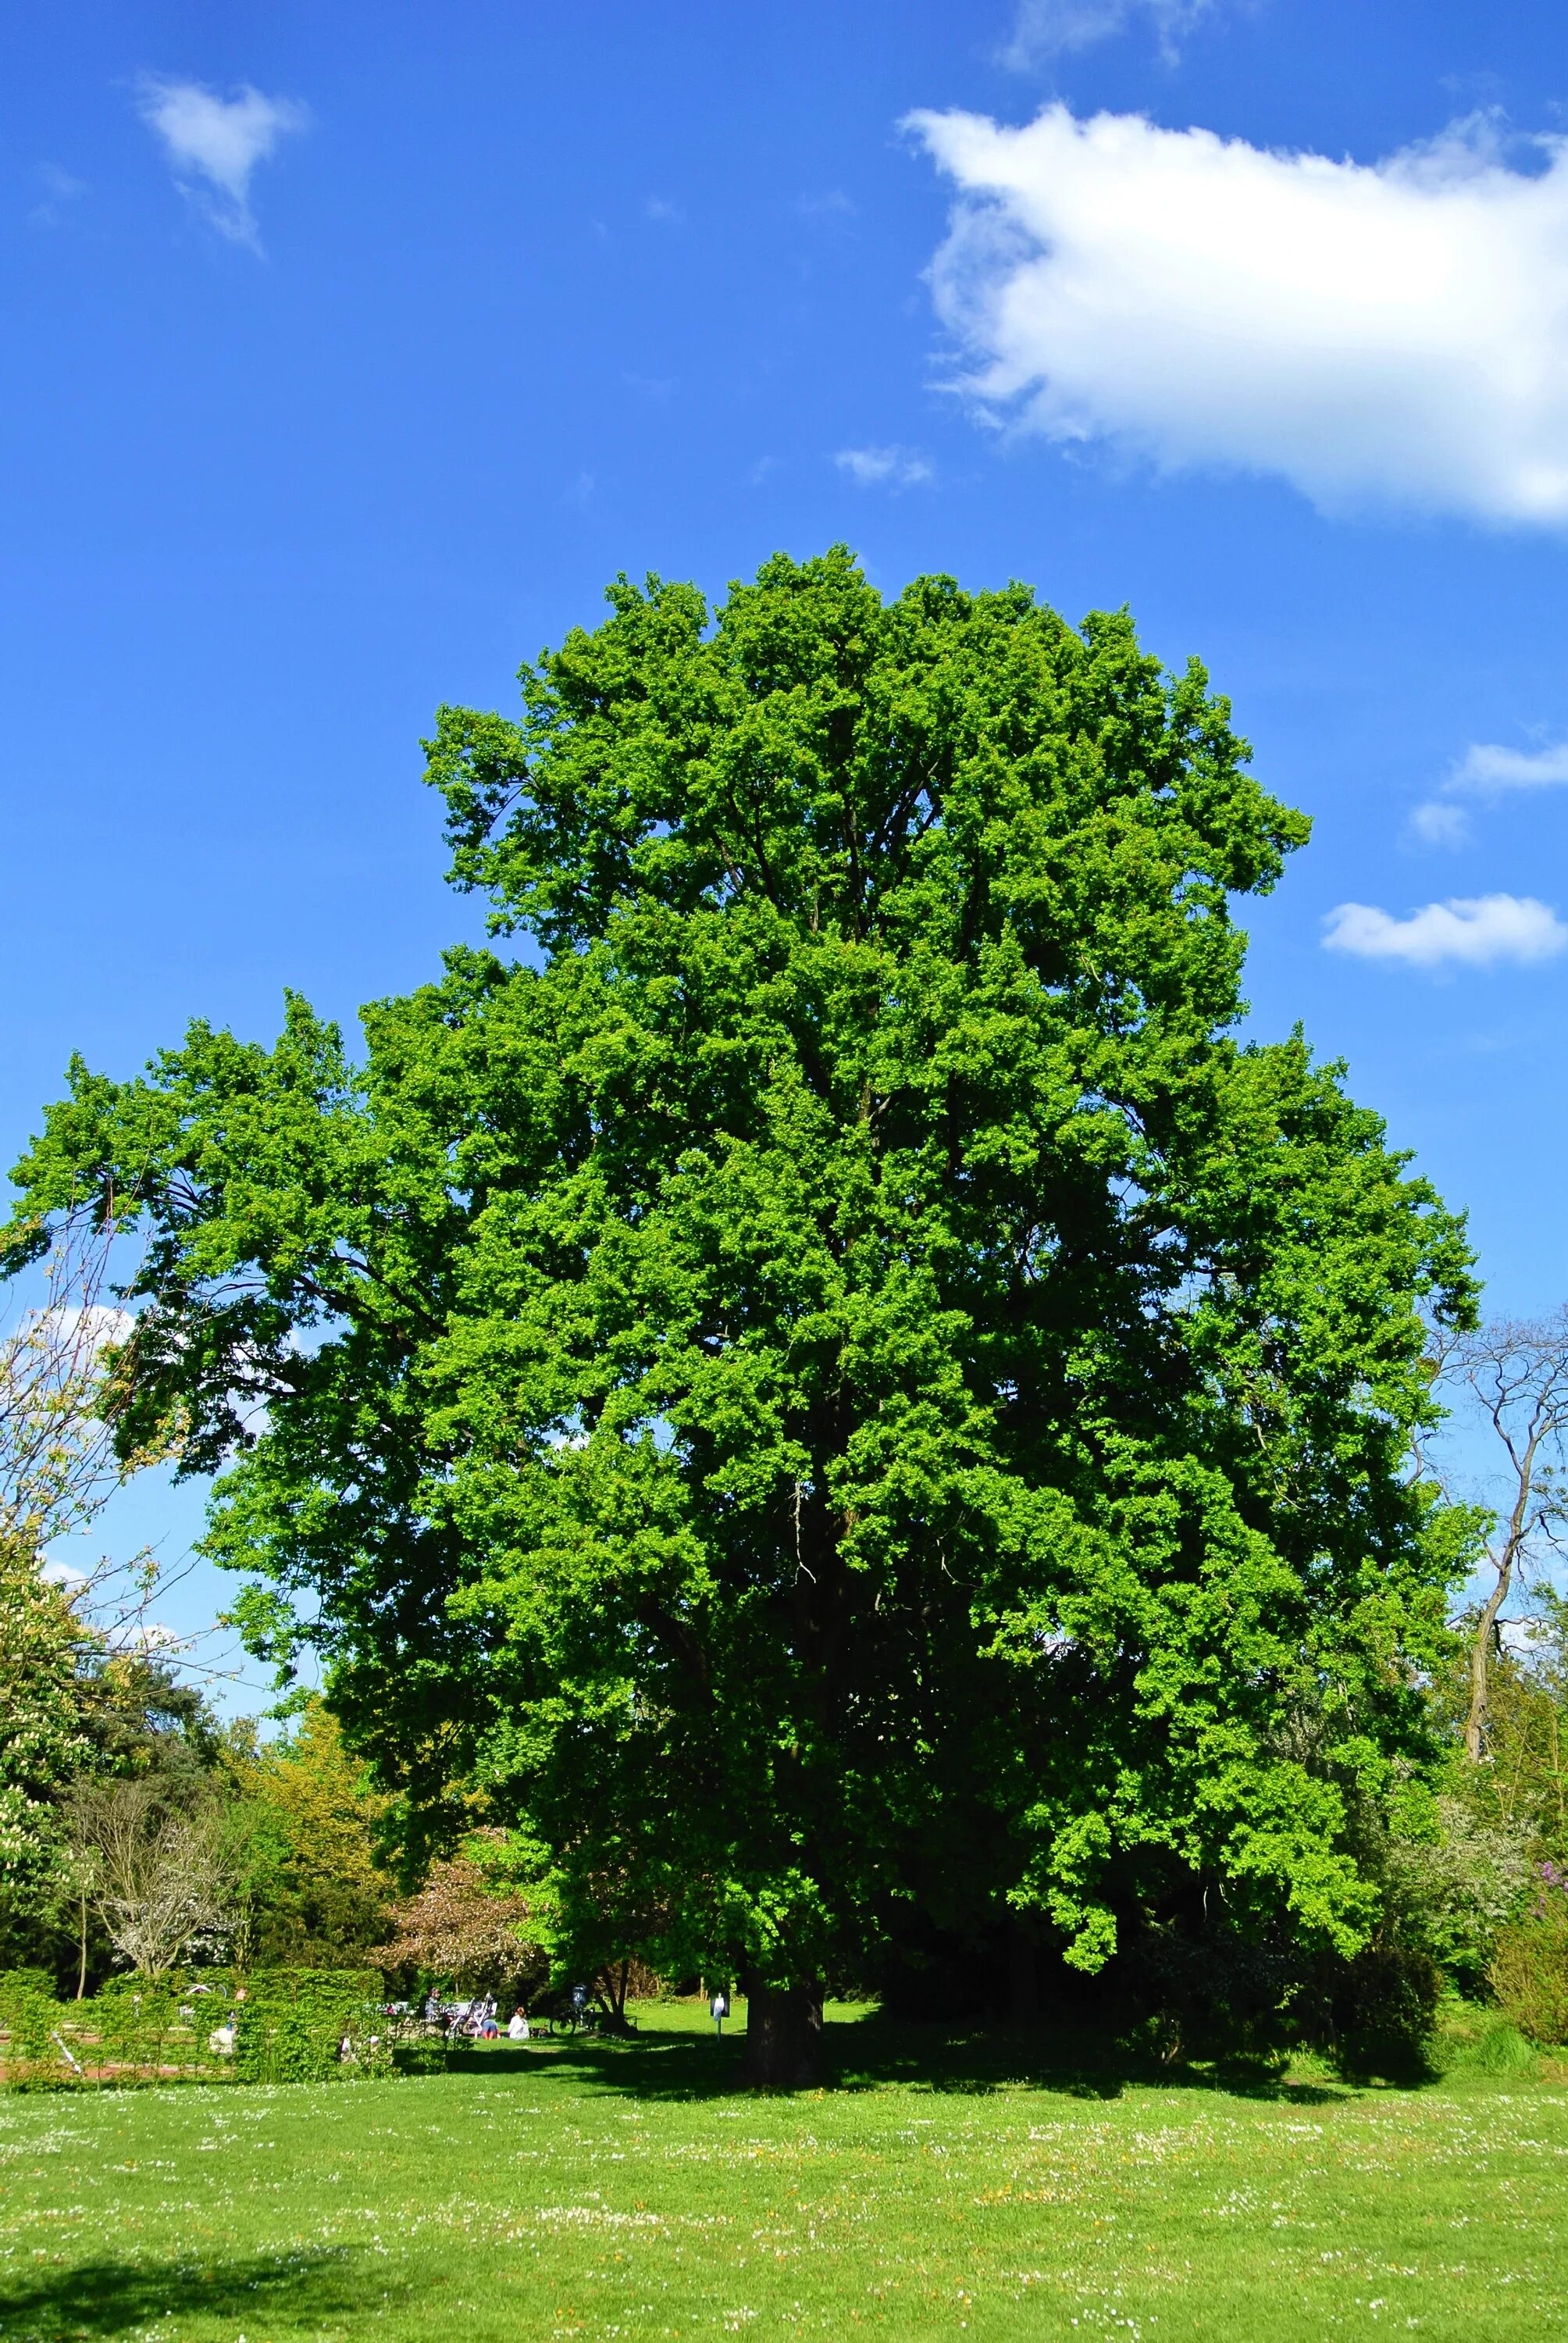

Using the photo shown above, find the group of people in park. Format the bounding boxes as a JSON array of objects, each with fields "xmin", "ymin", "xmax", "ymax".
[{"xmin": 419, "ymin": 1990, "xmax": 531, "ymax": 2041}]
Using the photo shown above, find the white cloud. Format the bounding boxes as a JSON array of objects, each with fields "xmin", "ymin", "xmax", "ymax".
[
  {"xmin": 137, "ymin": 77, "xmax": 307, "ymax": 248},
  {"xmin": 1323, "ymin": 893, "xmax": 1568, "ymax": 969},
  {"xmin": 1003, "ymin": 0, "xmax": 1220, "ymax": 65},
  {"xmin": 34, "ymin": 1302, "xmax": 134, "ymax": 1353},
  {"xmin": 835, "ymin": 444, "xmax": 933, "ymax": 487},
  {"xmin": 908, "ymin": 102, "xmax": 1568, "ymax": 524},
  {"xmin": 106, "ymin": 1618, "xmax": 182, "ymax": 1654},
  {"xmin": 1453, "ymin": 740, "xmax": 1568, "ymax": 793},
  {"xmin": 1408, "ymin": 800, "xmax": 1474, "ymax": 848},
  {"xmin": 1412, "ymin": 738, "xmax": 1568, "ymax": 843}
]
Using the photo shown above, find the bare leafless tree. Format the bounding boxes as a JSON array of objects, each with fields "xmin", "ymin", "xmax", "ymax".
[
  {"xmin": 0, "ymin": 1216, "xmax": 196, "ymax": 1651},
  {"xmin": 63, "ymin": 1778, "xmax": 240, "ymax": 1980},
  {"xmin": 1445, "ymin": 1312, "xmax": 1568, "ymax": 1763},
  {"xmin": 0, "ymin": 1216, "xmax": 130, "ymax": 1547}
]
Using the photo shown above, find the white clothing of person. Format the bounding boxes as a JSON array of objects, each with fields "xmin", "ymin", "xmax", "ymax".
[{"xmin": 508, "ymin": 2012, "xmax": 529, "ymax": 2040}]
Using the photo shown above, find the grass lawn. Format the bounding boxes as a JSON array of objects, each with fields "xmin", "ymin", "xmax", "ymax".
[{"xmin": 2, "ymin": 1999, "xmax": 1566, "ymax": 2341}]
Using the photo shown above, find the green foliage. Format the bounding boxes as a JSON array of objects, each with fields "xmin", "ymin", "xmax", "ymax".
[
  {"xmin": 231, "ymin": 1968, "xmax": 389, "ymax": 2083},
  {"xmin": 1449, "ymin": 1595, "xmax": 1568, "ymax": 1864},
  {"xmin": 1433, "ymin": 1997, "xmax": 1538, "ymax": 2077},
  {"xmin": 0, "ymin": 1974, "xmax": 57, "ymax": 2069},
  {"xmin": 0, "ymin": 1537, "xmax": 90, "ymax": 1959},
  {"xmin": 0, "ymin": 1568, "xmax": 240, "ymax": 1986},
  {"xmin": 0, "ymin": 1964, "xmax": 402, "ymax": 2090},
  {"xmin": 1378, "ymin": 1792, "xmax": 1533, "ymax": 1994},
  {"xmin": 1326, "ymin": 1942, "xmax": 1442, "ymax": 2084},
  {"xmin": 228, "ymin": 1700, "xmax": 395, "ymax": 1966},
  {"xmin": 77, "ymin": 1653, "xmax": 225, "ymax": 1787},
  {"xmin": 0, "ymin": 1970, "xmax": 212, "ymax": 2089},
  {"xmin": 4, "ymin": 550, "xmax": 1479, "ymax": 2010},
  {"xmin": 370, "ymin": 1828, "xmax": 544, "ymax": 1998},
  {"xmin": 388, "ymin": 2031, "xmax": 447, "ymax": 2074},
  {"xmin": 1490, "ymin": 1905, "xmax": 1568, "ymax": 2047}
]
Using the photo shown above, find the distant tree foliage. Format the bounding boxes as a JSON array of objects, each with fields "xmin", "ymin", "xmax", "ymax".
[
  {"xmin": 0, "ymin": 1536, "xmax": 91, "ymax": 1962},
  {"xmin": 4, "ymin": 549, "xmax": 1478, "ymax": 2082},
  {"xmin": 370, "ymin": 1832, "xmax": 543, "ymax": 1999},
  {"xmin": 230, "ymin": 1699, "xmax": 396, "ymax": 1966}
]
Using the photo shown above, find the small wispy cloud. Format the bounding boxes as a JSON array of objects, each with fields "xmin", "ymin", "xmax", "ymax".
[
  {"xmin": 1408, "ymin": 801, "xmax": 1473, "ymax": 848},
  {"xmin": 137, "ymin": 76, "xmax": 308, "ymax": 248},
  {"xmin": 643, "ymin": 195, "xmax": 683, "ymax": 225},
  {"xmin": 798, "ymin": 190, "xmax": 857, "ymax": 221},
  {"xmin": 835, "ymin": 444, "xmax": 933, "ymax": 489},
  {"xmin": 1323, "ymin": 893, "xmax": 1568, "ymax": 970},
  {"xmin": 1410, "ymin": 738, "xmax": 1568, "ymax": 844},
  {"xmin": 1002, "ymin": 0, "xmax": 1221, "ymax": 65},
  {"xmin": 30, "ymin": 162, "xmax": 88, "ymax": 227}
]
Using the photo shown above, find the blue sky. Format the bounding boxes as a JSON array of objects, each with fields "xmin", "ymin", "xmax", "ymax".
[{"xmin": 8, "ymin": 0, "xmax": 1568, "ymax": 1689}]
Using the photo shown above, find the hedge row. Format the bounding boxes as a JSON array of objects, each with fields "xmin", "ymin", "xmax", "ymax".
[{"xmin": 0, "ymin": 1969, "xmax": 447, "ymax": 2090}]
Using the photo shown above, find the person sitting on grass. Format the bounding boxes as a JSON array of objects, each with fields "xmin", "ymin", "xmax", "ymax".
[{"xmin": 508, "ymin": 2006, "xmax": 529, "ymax": 2041}]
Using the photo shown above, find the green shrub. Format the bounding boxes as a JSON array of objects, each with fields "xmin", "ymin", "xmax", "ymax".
[
  {"xmin": 1331, "ymin": 1944, "xmax": 1441, "ymax": 2083},
  {"xmin": 1381, "ymin": 1798, "xmax": 1534, "ymax": 1996},
  {"xmin": 390, "ymin": 2035, "xmax": 447, "ymax": 2076},
  {"xmin": 232, "ymin": 1968, "xmax": 387, "ymax": 2084},
  {"xmin": 0, "ymin": 1967, "xmax": 56, "ymax": 2002},
  {"xmin": 2, "ymin": 1966, "xmax": 412, "ymax": 2091},
  {"xmin": 1489, "ymin": 1909, "xmax": 1568, "ymax": 2047},
  {"xmin": 0, "ymin": 1976, "xmax": 60, "ymax": 2083},
  {"xmin": 1467, "ymin": 2018, "xmax": 1536, "ymax": 2076},
  {"xmin": 1431, "ymin": 1997, "xmax": 1536, "ymax": 2077}
]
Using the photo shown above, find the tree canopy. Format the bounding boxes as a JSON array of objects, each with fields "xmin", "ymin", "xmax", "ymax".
[{"xmin": 3, "ymin": 548, "xmax": 1476, "ymax": 2079}]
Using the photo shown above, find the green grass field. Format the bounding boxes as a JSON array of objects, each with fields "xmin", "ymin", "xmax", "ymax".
[{"xmin": 2, "ymin": 2000, "xmax": 1566, "ymax": 2341}]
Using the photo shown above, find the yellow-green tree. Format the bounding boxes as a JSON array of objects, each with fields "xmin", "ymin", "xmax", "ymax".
[{"xmin": 233, "ymin": 1700, "xmax": 395, "ymax": 1966}]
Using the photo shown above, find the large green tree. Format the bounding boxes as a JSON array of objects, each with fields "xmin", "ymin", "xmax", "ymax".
[{"xmin": 3, "ymin": 551, "xmax": 1474, "ymax": 2081}]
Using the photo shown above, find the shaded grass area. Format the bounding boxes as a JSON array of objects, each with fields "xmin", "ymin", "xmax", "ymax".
[{"xmin": 2, "ymin": 2001, "xmax": 1566, "ymax": 2340}]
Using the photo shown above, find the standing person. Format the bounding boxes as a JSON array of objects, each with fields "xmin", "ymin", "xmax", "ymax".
[{"xmin": 710, "ymin": 1987, "xmax": 729, "ymax": 2039}]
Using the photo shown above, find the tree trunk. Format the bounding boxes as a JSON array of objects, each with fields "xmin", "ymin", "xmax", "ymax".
[
  {"xmin": 1466, "ymin": 1453, "xmax": 1536, "ymax": 1761},
  {"xmin": 1466, "ymin": 1574, "xmax": 1509, "ymax": 1763},
  {"xmin": 742, "ymin": 1977, "xmax": 825, "ymax": 2089}
]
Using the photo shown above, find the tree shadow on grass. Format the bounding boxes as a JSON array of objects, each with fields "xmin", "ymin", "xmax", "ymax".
[
  {"xmin": 0, "ymin": 2245, "xmax": 420, "ymax": 2340},
  {"xmin": 459, "ymin": 2010, "xmax": 1351, "ymax": 2107}
]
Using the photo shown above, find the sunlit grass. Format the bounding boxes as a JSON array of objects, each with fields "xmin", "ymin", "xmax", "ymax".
[{"xmin": 2, "ymin": 2001, "xmax": 1565, "ymax": 2339}]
